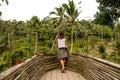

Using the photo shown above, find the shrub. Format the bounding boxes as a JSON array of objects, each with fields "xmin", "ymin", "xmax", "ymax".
[
  {"xmin": 99, "ymin": 44, "xmax": 106, "ymax": 58},
  {"xmin": 115, "ymin": 41, "xmax": 120, "ymax": 58}
]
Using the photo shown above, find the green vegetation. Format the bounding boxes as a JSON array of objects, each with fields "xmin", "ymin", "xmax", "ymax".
[
  {"xmin": 94, "ymin": 0, "xmax": 120, "ymax": 28},
  {"xmin": 0, "ymin": 0, "xmax": 120, "ymax": 72}
]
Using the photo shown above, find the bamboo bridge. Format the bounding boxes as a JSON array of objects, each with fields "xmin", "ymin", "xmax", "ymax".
[{"xmin": 0, "ymin": 54, "xmax": 120, "ymax": 80}]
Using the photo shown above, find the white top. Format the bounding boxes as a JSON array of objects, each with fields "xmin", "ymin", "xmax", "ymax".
[{"xmin": 57, "ymin": 38, "xmax": 66, "ymax": 48}]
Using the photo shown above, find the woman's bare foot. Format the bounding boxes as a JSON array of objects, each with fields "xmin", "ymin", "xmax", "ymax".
[{"xmin": 61, "ymin": 67, "xmax": 65, "ymax": 73}]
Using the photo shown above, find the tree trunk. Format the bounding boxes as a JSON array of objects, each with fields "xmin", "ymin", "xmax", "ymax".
[
  {"xmin": 8, "ymin": 33, "xmax": 10, "ymax": 47},
  {"xmin": 34, "ymin": 32, "xmax": 38, "ymax": 55},
  {"xmin": 27, "ymin": 32, "xmax": 29, "ymax": 57},
  {"xmin": 70, "ymin": 26, "xmax": 74, "ymax": 54},
  {"xmin": 50, "ymin": 23, "xmax": 64, "ymax": 53},
  {"xmin": 101, "ymin": 27, "xmax": 103, "ymax": 44},
  {"xmin": 50, "ymin": 33, "xmax": 59, "ymax": 53}
]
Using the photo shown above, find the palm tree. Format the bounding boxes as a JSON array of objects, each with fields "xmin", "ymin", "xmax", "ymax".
[
  {"xmin": 5, "ymin": 20, "xmax": 15, "ymax": 48},
  {"xmin": 22, "ymin": 21, "xmax": 31, "ymax": 58},
  {"xmin": 49, "ymin": 6, "xmax": 65, "ymax": 53},
  {"xmin": 29, "ymin": 16, "xmax": 41, "ymax": 54},
  {"xmin": 62, "ymin": 0, "xmax": 81, "ymax": 53},
  {"xmin": 49, "ymin": 6, "xmax": 65, "ymax": 26},
  {"xmin": 114, "ymin": 23, "xmax": 120, "ymax": 59}
]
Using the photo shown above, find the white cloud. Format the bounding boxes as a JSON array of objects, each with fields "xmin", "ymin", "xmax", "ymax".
[{"xmin": 0, "ymin": 0, "xmax": 99, "ymax": 21}]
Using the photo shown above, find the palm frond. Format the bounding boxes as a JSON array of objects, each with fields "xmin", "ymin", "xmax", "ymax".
[
  {"xmin": 2, "ymin": 0, "xmax": 8, "ymax": 5},
  {"xmin": 49, "ymin": 11, "xmax": 56, "ymax": 15},
  {"xmin": 62, "ymin": 3, "xmax": 70, "ymax": 15},
  {"xmin": 5, "ymin": 0, "xmax": 8, "ymax": 5},
  {"xmin": 69, "ymin": 0, "xmax": 75, "ymax": 15},
  {"xmin": 0, "ymin": 11, "xmax": 2, "ymax": 16},
  {"xmin": 62, "ymin": 3, "xmax": 69, "ymax": 10},
  {"xmin": 74, "ymin": 9, "xmax": 82, "ymax": 18}
]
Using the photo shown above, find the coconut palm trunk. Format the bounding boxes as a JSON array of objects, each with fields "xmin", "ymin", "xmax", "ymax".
[
  {"xmin": 70, "ymin": 26, "xmax": 74, "ymax": 54},
  {"xmin": 101, "ymin": 27, "xmax": 103, "ymax": 44},
  {"xmin": 50, "ymin": 23, "xmax": 64, "ymax": 53},
  {"xmin": 49, "ymin": 6, "xmax": 65, "ymax": 53},
  {"xmin": 34, "ymin": 32, "xmax": 38, "ymax": 54},
  {"xmin": 27, "ymin": 32, "xmax": 29, "ymax": 57},
  {"xmin": 61, "ymin": 0, "xmax": 81, "ymax": 53},
  {"xmin": 8, "ymin": 33, "xmax": 11, "ymax": 47},
  {"xmin": 50, "ymin": 33, "xmax": 59, "ymax": 53}
]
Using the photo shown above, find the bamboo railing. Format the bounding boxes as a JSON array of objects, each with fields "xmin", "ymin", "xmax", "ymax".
[{"xmin": 0, "ymin": 54, "xmax": 120, "ymax": 80}]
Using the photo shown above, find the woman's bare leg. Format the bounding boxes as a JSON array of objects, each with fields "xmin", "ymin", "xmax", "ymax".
[
  {"xmin": 60, "ymin": 59, "xmax": 65, "ymax": 71},
  {"xmin": 63, "ymin": 58, "xmax": 65, "ymax": 65},
  {"xmin": 63, "ymin": 58, "xmax": 65, "ymax": 69}
]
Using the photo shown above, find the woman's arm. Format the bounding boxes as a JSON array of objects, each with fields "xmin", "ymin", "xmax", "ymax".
[{"xmin": 56, "ymin": 39, "xmax": 58, "ymax": 48}]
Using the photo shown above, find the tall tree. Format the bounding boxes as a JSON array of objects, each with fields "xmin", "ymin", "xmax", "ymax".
[
  {"xmin": 49, "ymin": 6, "xmax": 65, "ymax": 53},
  {"xmin": 29, "ymin": 16, "xmax": 40, "ymax": 54},
  {"xmin": 94, "ymin": 6, "xmax": 113, "ymax": 27},
  {"xmin": 94, "ymin": 0, "xmax": 120, "ymax": 28},
  {"xmin": 62, "ymin": 0, "xmax": 81, "ymax": 53}
]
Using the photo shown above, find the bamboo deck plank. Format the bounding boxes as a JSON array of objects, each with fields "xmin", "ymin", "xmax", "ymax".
[
  {"xmin": 51, "ymin": 69, "xmax": 57, "ymax": 80},
  {"xmin": 56, "ymin": 69, "xmax": 62, "ymax": 80},
  {"xmin": 45, "ymin": 71, "xmax": 52, "ymax": 80},
  {"xmin": 40, "ymin": 69, "xmax": 86, "ymax": 80},
  {"xmin": 61, "ymin": 70, "xmax": 69, "ymax": 80},
  {"xmin": 66, "ymin": 70, "xmax": 76, "ymax": 80},
  {"xmin": 40, "ymin": 74, "xmax": 46, "ymax": 80},
  {"xmin": 70, "ymin": 71, "xmax": 86, "ymax": 80}
]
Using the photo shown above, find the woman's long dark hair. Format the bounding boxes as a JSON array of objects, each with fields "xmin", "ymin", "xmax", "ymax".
[{"xmin": 59, "ymin": 32, "xmax": 64, "ymax": 39}]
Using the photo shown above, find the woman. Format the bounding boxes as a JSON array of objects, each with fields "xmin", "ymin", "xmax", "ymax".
[{"xmin": 56, "ymin": 32, "xmax": 68, "ymax": 73}]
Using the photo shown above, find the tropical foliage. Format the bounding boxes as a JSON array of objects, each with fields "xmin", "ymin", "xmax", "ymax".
[
  {"xmin": 94, "ymin": 0, "xmax": 120, "ymax": 28},
  {"xmin": 0, "ymin": 0, "xmax": 120, "ymax": 72}
]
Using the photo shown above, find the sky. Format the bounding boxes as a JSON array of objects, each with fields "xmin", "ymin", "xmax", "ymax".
[{"xmin": 0, "ymin": 0, "xmax": 99, "ymax": 21}]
